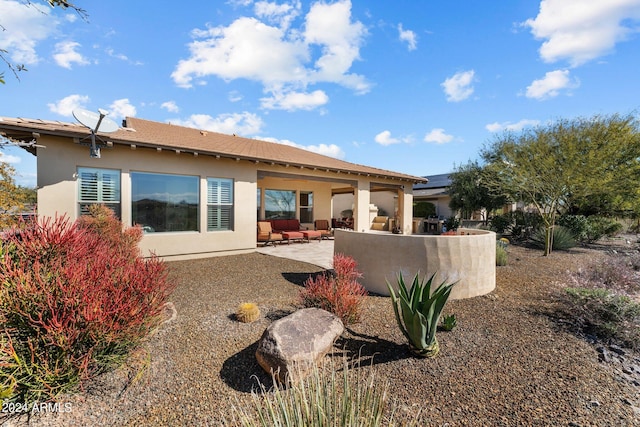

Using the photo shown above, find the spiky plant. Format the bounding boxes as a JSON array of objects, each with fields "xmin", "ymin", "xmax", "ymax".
[
  {"xmin": 442, "ymin": 314, "xmax": 457, "ymax": 331},
  {"xmin": 236, "ymin": 303, "xmax": 260, "ymax": 323},
  {"xmin": 387, "ymin": 272, "xmax": 456, "ymax": 358}
]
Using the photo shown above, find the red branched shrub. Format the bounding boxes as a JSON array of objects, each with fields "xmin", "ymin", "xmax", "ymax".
[
  {"xmin": 298, "ymin": 253, "xmax": 367, "ymax": 324},
  {"xmin": 0, "ymin": 206, "xmax": 175, "ymax": 404}
]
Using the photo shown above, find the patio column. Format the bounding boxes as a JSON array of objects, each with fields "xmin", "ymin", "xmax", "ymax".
[
  {"xmin": 399, "ymin": 185, "xmax": 414, "ymax": 234},
  {"xmin": 353, "ymin": 178, "xmax": 371, "ymax": 232}
]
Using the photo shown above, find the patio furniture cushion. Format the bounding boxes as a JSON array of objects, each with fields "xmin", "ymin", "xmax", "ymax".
[
  {"xmin": 257, "ymin": 221, "xmax": 283, "ymax": 246},
  {"xmin": 270, "ymin": 219, "xmax": 306, "ymax": 233},
  {"xmin": 302, "ymin": 230, "xmax": 322, "ymax": 242},
  {"xmin": 314, "ymin": 219, "xmax": 333, "ymax": 239},
  {"xmin": 282, "ymin": 231, "xmax": 305, "ymax": 243}
]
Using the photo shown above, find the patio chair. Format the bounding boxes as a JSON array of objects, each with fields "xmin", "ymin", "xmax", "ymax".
[
  {"xmin": 257, "ymin": 221, "xmax": 283, "ymax": 247},
  {"xmin": 314, "ymin": 219, "xmax": 334, "ymax": 240}
]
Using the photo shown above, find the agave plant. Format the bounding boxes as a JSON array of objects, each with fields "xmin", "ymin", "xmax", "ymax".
[{"xmin": 387, "ymin": 272, "xmax": 456, "ymax": 358}]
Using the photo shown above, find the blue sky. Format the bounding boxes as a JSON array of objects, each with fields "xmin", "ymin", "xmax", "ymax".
[{"xmin": 1, "ymin": 0, "xmax": 639, "ymax": 188}]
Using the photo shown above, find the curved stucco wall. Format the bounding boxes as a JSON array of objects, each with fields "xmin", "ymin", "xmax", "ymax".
[{"xmin": 333, "ymin": 228, "xmax": 496, "ymax": 300}]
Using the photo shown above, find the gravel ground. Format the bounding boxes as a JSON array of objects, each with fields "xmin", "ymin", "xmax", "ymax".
[{"xmin": 4, "ymin": 240, "xmax": 640, "ymax": 426}]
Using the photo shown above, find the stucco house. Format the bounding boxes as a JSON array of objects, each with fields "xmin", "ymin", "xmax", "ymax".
[{"xmin": 0, "ymin": 116, "xmax": 426, "ymax": 260}]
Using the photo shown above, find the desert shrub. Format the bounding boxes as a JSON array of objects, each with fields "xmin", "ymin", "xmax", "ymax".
[
  {"xmin": 529, "ymin": 225, "xmax": 576, "ymax": 251},
  {"xmin": 489, "ymin": 214, "xmax": 511, "ymax": 234},
  {"xmin": 584, "ymin": 216, "xmax": 623, "ymax": 243},
  {"xmin": 565, "ymin": 288, "xmax": 640, "ymax": 348},
  {"xmin": 557, "ymin": 214, "xmax": 589, "ymax": 241},
  {"xmin": 496, "ymin": 241, "xmax": 508, "ymax": 266},
  {"xmin": 299, "ymin": 254, "xmax": 367, "ymax": 324},
  {"xmin": 559, "ymin": 215, "xmax": 623, "ymax": 243},
  {"xmin": 490, "ymin": 211, "xmax": 542, "ymax": 240},
  {"xmin": 0, "ymin": 207, "xmax": 175, "ymax": 405},
  {"xmin": 565, "ymin": 253, "xmax": 640, "ymax": 348},
  {"xmin": 226, "ymin": 358, "xmax": 412, "ymax": 427}
]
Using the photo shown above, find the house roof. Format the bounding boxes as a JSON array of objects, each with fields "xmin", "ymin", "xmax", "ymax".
[
  {"xmin": 413, "ymin": 173, "xmax": 451, "ymax": 190},
  {"xmin": 0, "ymin": 116, "xmax": 427, "ymax": 184}
]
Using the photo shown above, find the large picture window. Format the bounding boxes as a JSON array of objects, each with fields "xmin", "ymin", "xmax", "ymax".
[
  {"xmin": 207, "ymin": 178, "xmax": 233, "ymax": 231},
  {"xmin": 77, "ymin": 167, "xmax": 121, "ymax": 217},
  {"xmin": 131, "ymin": 172, "xmax": 199, "ymax": 233},
  {"xmin": 264, "ymin": 189, "xmax": 296, "ymax": 219}
]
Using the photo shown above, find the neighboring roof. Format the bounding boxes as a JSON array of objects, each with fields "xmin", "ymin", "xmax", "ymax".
[
  {"xmin": 413, "ymin": 173, "xmax": 451, "ymax": 190},
  {"xmin": 0, "ymin": 116, "xmax": 427, "ymax": 184}
]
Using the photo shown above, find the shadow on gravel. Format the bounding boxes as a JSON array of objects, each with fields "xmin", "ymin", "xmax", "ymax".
[
  {"xmin": 334, "ymin": 327, "xmax": 410, "ymax": 367},
  {"xmin": 220, "ymin": 341, "xmax": 271, "ymax": 393},
  {"xmin": 281, "ymin": 271, "xmax": 325, "ymax": 287}
]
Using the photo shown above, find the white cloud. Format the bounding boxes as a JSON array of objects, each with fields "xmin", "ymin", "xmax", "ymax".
[
  {"xmin": 53, "ymin": 41, "xmax": 89, "ymax": 69},
  {"xmin": 0, "ymin": 0, "xmax": 60, "ymax": 65},
  {"xmin": 47, "ymin": 94, "xmax": 90, "ymax": 117},
  {"xmin": 254, "ymin": 0, "xmax": 301, "ymax": 29},
  {"xmin": 398, "ymin": 23, "xmax": 417, "ymax": 51},
  {"xmin": 441, "ymin": 70, "xmax": 475, "ymax": 102},
  {"xmin": 0, "ymin": 152, "xmax": 21, "ymax": 164},
  {"xmin": 523, "ymin": 0, "xmax": 640, "ymax": 66},
  {"xmin": 171, "ymin": 0, "xmax": 369, "ymax": 111},
  {"xmin": 525, "ymin": 69, "xmax": 580, "ymax": 100},
  {"xmin": 171, "ymin": 112, "xmax": 264, "ymax": 136},
  {"xmin": 161, "ymin": 101, "xmax": 179, "ymax": 113},
  {"xmin": 228, "ymin": 91, "xmax": 243, "ymax": 102},
  {"xmin": 424, "ymin": 128, "xmax": 454, "ymax": 144},
  {"xmin": 108, "ymin": 99, "xmax": 137, "ymax": 120},
  {"xmin": 261, "ymin": 136, "xmax": 345, "ymax": 159},
  {"xmin": 374, "ymin": 130, "xmax": 400, "ymax": 146},
  {"xmin": 260, "ymin": 89, "xmax": 329, "ymax": 111},
  {"xmin": 486, "ymin": 119, "xmax": 541, "ymax": 133}
]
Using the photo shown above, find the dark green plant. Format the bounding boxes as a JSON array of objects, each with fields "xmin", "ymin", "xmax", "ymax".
[
  {"xmin": 443, "ymin": 216, "xmax": 460, "ymax": 231},
  {"xmin": 489, "ymin": 214, "xmax": 511, "ymax": 234},
  {"xmin": 559, "ymin": 215, "xmax": 623, "ymax": 243},
  {"xmin": 530, "ymin": 225, "xmax": 576, "ymax": 251},
  {"xmin": 387, "ymin": 272, "xmax": 456, "ymax": 358},
  {"xmin": 441, "ymin": 314, "xmax": 457, "ymax": 331},
  {"xmin": 413, "ymin": 201, "xmax": 435, "ymax": 218},
  {"xmin": 584, "ymin": 216, "xmax": 623, "ymax": 243}
]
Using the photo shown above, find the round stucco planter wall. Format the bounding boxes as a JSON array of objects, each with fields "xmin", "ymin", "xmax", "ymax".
[{"xmin": 333, "ymin": 228, "xmax": 496, "ymax": 300}]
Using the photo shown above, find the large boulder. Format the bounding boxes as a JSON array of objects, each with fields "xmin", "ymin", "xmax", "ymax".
[{"xmin": 255, "ymin": 308, "xmax": 344, "ymax": 383}]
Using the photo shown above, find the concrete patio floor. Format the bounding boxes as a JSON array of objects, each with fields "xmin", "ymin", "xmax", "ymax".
[{"xmin": 255, "ymin": 238, "xmax": 334, "ymax": 269}]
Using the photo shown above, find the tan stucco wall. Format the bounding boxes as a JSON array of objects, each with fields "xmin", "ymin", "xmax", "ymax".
[
  {"xmin": 36, "ymin": 136, "xmax": 419, "ymax": 260},
  {"xmin": 36, "ymin": 137, "xmax": 257, "ymax": 259},
  {"xmin": 333, "ymin": 228, "xmax": 496, "ymax": 300}
]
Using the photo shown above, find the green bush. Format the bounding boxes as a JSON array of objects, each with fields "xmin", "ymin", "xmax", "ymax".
[
  {"xmin": 557, "ymin": 215, "xmax": 589, "ymax": 241},
  {"xmin": 413, "ymin": 201, "xmax": 435, "ymax": 218},
  {"xmin": 584, "ymin": 216, "xmax": 623, "ymax": 243},
  {"xmin": 489, "ymin": 214, "xmax": 511, "ymax": 234},
  {"xmin": 559, "ymin": 215, "xmax": 623, "ymax": 243},
  {"xmin": 443, "ymin": 216, "xmax": 460, "ymax": 231},
  {"xmin": 529, "ymin": 225, "xmax": 576, "ymax": 251}
]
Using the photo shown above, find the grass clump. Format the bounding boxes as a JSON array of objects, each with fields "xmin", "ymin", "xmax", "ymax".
[
  {"xmin": 299, "ymin": 254, "xmax": 367, "ymax": 325},
  {"xmin": 496, "ymin": 240, "xmax": 508, "ymax": 266},
  {"xmin": 227, "ymin": 358, "xmax": 413, "ymax": 427},
  {"xmin": 0, "ymin": 205, "xmax": 175, "ymax": 406}
]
